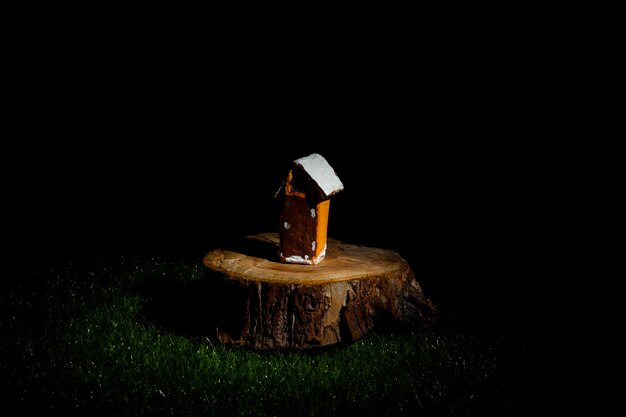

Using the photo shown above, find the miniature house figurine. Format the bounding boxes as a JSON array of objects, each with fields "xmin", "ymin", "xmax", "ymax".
[{"xmin": 277, "ymin": 153, "xmax": 344, "ymax": 265}]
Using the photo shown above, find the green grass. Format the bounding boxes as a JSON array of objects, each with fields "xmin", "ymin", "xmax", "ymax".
[{"xmin": 2, "ymin": 255, "xmax": 527, "ymax": 416}]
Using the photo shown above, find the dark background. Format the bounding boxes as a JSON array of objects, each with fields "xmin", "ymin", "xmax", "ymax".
[
  {"xmin": 5, "ymin": 125, "xmax": 592, "ymax": 406},
  {"xmin": 3, "ymin": 22, "xmax": 595, "ymax": 396},
  {"xmin": 5, "ymin": 123, "xmax": 581, "ymax": 330},
  {"xmin": 0, "ymin": 11, "xmax": 610, "ymax": 414}
]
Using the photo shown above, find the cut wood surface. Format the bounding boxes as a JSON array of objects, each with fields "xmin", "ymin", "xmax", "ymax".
[{"xmin": 203, "ymin": 233, "xmax": 434, "ymax": 350}]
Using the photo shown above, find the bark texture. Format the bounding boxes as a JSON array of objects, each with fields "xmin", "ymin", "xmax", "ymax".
[{"xmin": 203, "ymin": 233, "xmax": 434, "ymax": 350}]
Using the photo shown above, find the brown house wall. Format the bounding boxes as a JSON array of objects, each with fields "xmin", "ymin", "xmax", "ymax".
[{"xmin": 279, "ymin": 195, "xmax": 317, "ymax": 261}]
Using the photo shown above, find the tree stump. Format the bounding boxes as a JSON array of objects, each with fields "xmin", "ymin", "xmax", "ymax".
[{"xmin": 203, "ymin": 233, "xmax": 434, "ymax": 350}]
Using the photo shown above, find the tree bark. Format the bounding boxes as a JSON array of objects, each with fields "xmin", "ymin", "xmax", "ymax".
[{"xmin": 203, "ymin": 233, "xmax": 434, "ymax": 350}]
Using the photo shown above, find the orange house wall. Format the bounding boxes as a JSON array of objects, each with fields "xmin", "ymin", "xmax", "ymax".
[{"xmin": 314, "ymin": 199, "xmax": 330, "ymax": 260}]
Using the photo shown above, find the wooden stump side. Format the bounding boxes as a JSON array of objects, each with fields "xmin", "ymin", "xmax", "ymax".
[{"xmin": 203, "ymin": 233, "xmax": 434, "ymax": 349}]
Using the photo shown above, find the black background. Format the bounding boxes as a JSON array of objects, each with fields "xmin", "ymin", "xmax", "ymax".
[
  {"xmin": 3, "ymin": 24, "xmax": 595, "ymax": 390},
  {"xmin": 0, "ymin": 11, "xmax": 610, "ymax": 414},
  {"xmin": 4, "ymin": 112, "xmax": 582, "ymax": 333}
]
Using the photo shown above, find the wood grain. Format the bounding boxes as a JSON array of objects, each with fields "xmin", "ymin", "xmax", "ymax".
[{"xmin": 203, "ymin": 233, "xmax": 434, "ymax": 349}]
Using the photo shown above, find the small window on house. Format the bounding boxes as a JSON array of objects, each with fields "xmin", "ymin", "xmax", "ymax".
[{"xmin": 290, "ymin": 174, "xmax": 308, "ymax": 194}]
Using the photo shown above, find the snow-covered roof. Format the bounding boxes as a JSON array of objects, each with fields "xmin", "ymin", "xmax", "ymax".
[{"xmin": 293, "ymin": 153, "xmax": 344, "ymax": 199}]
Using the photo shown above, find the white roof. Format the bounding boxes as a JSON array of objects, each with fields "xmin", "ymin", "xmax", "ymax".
[{"xmin": 294, "ymin": 153, "xmax": 344, "ymax": 198}]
